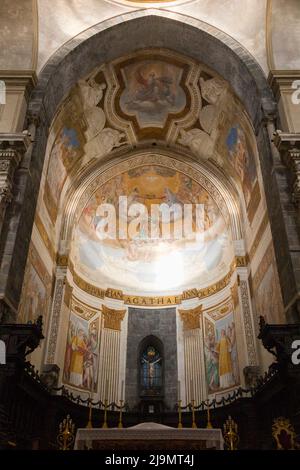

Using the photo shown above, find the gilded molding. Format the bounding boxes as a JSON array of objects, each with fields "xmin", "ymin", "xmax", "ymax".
[
  {"xmin": 56, "ymin": 254, "xmax": 69, "ymax": 267},
  {"xmin": 69, "ymin": 264, "xmax": 234, "ymax": 306},
  {"xmin": 64, "ymin": 280, "xmax": 73, "ymax": 307},
  {"xmin": 71, "ymin": 296, "xmax": 97, "ymax": 321},
  {"xmin": 235, "ymin": 255, "xmax": 249, "ymax": 268},
  {"xmin": 101, "ymin": 304, "xmax": 126, "ymax": 331},
  {"xmin": 178, "ymin": 304, "xmax": 202, "ymax": 330},
  {"xmin": 72, "ymin": 270, "xmax": 106, "ymax": 299},
  {"xmin": 230, "ymin": 282, "xmax": 239, "ymax": 308}
]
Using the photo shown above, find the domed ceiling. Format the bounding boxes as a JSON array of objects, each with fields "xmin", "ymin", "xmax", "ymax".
[{"xmin": 70, "ymin": 164, "xmax": 233, "ymax": 294}]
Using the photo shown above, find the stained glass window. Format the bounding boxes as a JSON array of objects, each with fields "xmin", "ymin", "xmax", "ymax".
[{"xmin": 140, "ymin": 345, "xmax": 162, "ymax": 390}]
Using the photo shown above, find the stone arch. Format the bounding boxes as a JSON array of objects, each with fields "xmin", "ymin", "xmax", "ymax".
[
  {"xmin": 6, "ymin": 8, "xmax": 291, "ymax": 324},
  {"xmin": 30, "ymin": 10, "xmax": 275, "ymax": 125}
]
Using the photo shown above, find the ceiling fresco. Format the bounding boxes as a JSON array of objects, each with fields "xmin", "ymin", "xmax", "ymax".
[
  {"xmin": 70, "ymin": 164, "xmax": 234, "ymax": 294},
  {"xmin": 35, "ymin": 49, "xmax": 264, "ymax": 298},
  {"xmin": 41, "ymin": 49, "xmax": 262, "ymax": 230},
  {"xmin": 119, "ymin": 60, "xmax": 186, "ymax": 128}
]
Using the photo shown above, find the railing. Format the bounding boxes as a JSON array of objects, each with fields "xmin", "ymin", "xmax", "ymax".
[{"xmin": 24, "ymin": 361, "xmax": 278, "ymax": 412}]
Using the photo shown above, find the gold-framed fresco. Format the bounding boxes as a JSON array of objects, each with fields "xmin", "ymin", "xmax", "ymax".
[
  {"xmin": 203, "ymin": 300, "xmax": 240, "ymax": 394},
  {"xmin": 114, "ymin": 52, "xmax": 191, "ymax": 139},
  {"xmin": 63, "ymin": 300, "xmax": 100, "ymax": 393}
]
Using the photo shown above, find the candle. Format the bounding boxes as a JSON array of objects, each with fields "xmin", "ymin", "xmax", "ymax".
[
  {"xmin": 121, "ymin": 380, "xmax": 124, "ymax": 401},
  {"xmin": 190, "ymin": 378, "xmax": 194, "ymax": 402},
  {"xmin": 178, "ymin": 380, "xmax": 181, "ymax": 402},
  {"xmin": 105, "ymin": 379, "xmax": 109, "ymax": 400}
]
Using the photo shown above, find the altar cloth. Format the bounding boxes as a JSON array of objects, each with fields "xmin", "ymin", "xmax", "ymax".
[{"xmin": 74, "ymin": 422, "xmax": 224, "ymax": 450}]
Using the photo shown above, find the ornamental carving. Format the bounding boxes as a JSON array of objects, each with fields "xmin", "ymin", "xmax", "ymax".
[
  {"xmin": 101, "ymin": 304, "xmax": 126, "ymax": 331},
  {"xmin": 178, "ymin": 304, "xmax": 202, "ymax": 330},
  {"xmin": 239, "ymin": 280, "xmax": 257, "ymax": 365},
  {"xmin": 47, "ymin": 276, "xmax": 65, "ymax": 363}
]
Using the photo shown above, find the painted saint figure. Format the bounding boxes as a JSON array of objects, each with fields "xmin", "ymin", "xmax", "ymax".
[
  {"xmin": 215, "ymin": 329, "xmax": 235, "ymax": 389},
  {"xmin": 69, "ymin": 329, "xmax": 87, "ymax": 387}
]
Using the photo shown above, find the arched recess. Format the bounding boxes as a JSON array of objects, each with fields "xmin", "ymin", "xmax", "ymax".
[
  {"xmin": 138, "ymin": 335, "xmax": 164, "ymax": 399},
  {"xmin": 3, "ymin": 8, "xmax": 287, "ymax": 318},
  {"xmin": 4, "ymin": 9, "xmax": 289, "ymax": 330},
  {"xmin": 4, "ymin": 11, "xmax": 292, "ymax": 404},
  {"xmin": 59, "ymin": 148, "xmax": 243, "ymax": 253}
]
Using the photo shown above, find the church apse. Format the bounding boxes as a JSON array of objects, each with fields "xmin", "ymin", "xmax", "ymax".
[{"xmin": 16, "ymin": 49, "xmax": 284, "ymax": 409}]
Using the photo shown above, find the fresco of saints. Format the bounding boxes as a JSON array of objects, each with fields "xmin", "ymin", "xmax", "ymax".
[
  {"xmin": 226, "ymin": 126, "xmax": 256, "ymax": 207},
  {"xmin": 204, "ymin": 332, "xmax": 219, "ymax": 391},
  {"xmin": 63, "ymin": 322, "xmax": 75, "ymax": 383},
  {"xmin": 83, "ymin": 321, "xmax": 99, "ymax": 391},
  {"xmin": 215, "ymin": 329, "xmax": 235, "ymax": 389},
  {"xmin": 69, "ymin": 329, "xmax": 87, "ymax": 387},
  {"xmin": 44, "ymin": 126, "xmax": 81, "ymax": 222},
  {"xmin": 227, "ymin": 322, "xmax": 239, "ymax": 384}
]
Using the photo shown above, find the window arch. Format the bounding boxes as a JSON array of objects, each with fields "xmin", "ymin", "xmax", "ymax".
[{"xmin": 139, "ymin": 336, "xmax": 164, "ymax": 397}]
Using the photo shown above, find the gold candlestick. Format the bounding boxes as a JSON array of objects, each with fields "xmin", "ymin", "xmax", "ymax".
[
  {"xmin": 118, "ymin": 399, "xmax": 124, "ymax": 429},
  {"xmin": 223, "ymin": 416, "xmax": 239, "ymax": 450},
  {"xmin": 191, "ymin": 400, "xmax": 197, "ymax": 428},
  {"xmin": 206, "ymin": 400, "xmax": 213, "ymax": 429},
  {"xmin": 178, "ymin": 400, "xmax": 183, "ymax": 429},
  {"xmin": 102, "ymin": 399, "xmax": 108, "ymax": 428},
  {"xmin": 57, "ymin": 415, "xmax": 75, "ymax": 450}
]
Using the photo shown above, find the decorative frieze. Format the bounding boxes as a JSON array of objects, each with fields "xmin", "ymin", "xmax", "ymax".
[
  {"xmin": 69, "ymin": 264, "xmax": 235, "ymax": 305},
  {"xmin": 239, "ymin": 280, "xmax": 257, "ymax": 366},
  {"xmin": 46, "ymin": 270, "xmax": 66, "ymax": 363}
]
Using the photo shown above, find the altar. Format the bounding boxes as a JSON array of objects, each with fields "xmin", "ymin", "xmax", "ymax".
[{"xmin": 74, "ymin": 422, "xmax": 224, "ymax": 450}]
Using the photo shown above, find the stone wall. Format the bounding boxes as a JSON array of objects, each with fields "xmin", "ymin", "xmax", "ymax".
[{"xmin": 126, "ymin": 307, "xmax": 178, "ymax": 410}]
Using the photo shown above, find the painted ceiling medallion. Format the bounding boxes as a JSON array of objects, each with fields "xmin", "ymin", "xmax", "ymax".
[{"xmin": 119, "ymin": 60, "xmax": 186, "ymax": 128}]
